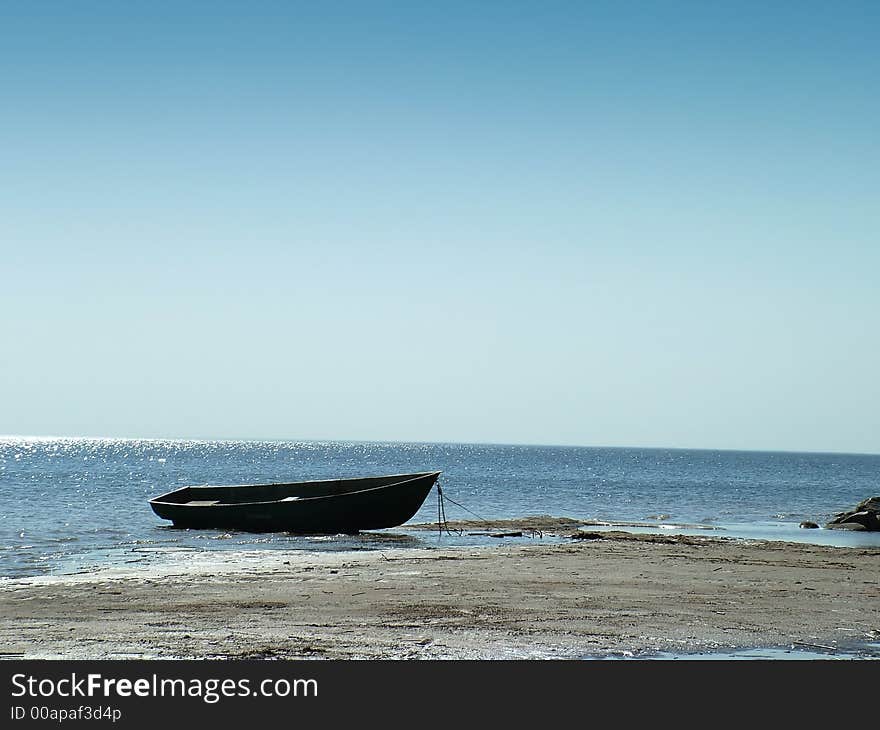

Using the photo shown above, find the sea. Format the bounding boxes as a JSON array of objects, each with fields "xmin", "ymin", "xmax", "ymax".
[{"xmin": 2, "ymin": 437, "xmax": 879, "ymax": 580}]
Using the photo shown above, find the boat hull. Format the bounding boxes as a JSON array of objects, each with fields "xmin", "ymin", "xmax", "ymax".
[{"xmin": 149, "ymin": 471, "xmax": 440, "ymax": 534}]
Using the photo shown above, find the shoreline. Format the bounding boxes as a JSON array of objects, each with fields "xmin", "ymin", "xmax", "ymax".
[{"xmin": 2, "ymin": 526, "xmax": 878, "ymax": 660}]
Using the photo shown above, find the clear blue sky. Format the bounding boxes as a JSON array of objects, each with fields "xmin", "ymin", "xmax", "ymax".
[{"xmin": 2, "ymin": 1, "xmax": 878, "ymax": 453}]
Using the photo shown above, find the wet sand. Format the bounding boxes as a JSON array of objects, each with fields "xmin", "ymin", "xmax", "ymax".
[{"xmin": 1, "ymin": 522, "xmax": 878, "ymax": 659}]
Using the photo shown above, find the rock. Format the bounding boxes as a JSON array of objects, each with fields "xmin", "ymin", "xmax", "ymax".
[
  {"xmin": 837, "ymin": 511, "xmax": 879, "ymax": 530},
  {"xmin": 824, "ymin": 496, "xmax": 880, "ymax": 531},
  {"xmin": 855, "ymin": 496, "xmax": 880, "ymax": 513},
  {"xmin": 826, "ymin": 521, "xmax": 867, "ymax": 531},
  {"xmin": 799, "ymin": 521, "xmax": 819, "ymax": 529}
]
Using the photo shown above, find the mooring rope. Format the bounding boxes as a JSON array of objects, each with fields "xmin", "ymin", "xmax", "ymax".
[
  {"xmin": 439, "ymin": 486, "xmax": 492, "ymax": 524},
  {"xmin": 436, "ymin": 482, "xmax": 463, "ymax": 537},
  {"xmin": 435, "ymin": 481, "xmax": 501, "ymax": 538},
  {"xmin": 435, "ymin": 481, "xmax": 542, "ymax": 540}
]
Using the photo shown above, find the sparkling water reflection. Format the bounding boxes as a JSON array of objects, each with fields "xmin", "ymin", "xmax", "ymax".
[{"xmin": 1, "ymin": 437, "xmax": 879, "ymax": 577}]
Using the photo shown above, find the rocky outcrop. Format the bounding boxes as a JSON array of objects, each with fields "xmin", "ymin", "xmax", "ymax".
[
  {"xmin": 825, "ymin": 496, "xmax": 880, "ymax": 531},
  {"xmin": 799, "ymin": 521, "xmax": 819, "ymax": 529},
  {"xmin": 856, "ymin": 496, "xmax": 880, "ymax": 512}
]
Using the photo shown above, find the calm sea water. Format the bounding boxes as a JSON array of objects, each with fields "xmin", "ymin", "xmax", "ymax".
[{"xmin": 1, "ymin": 437, "xmax": 879, "ymax": 578}]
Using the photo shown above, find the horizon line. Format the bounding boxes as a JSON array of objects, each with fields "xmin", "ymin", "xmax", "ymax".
[{"xmin": 1, "ymin": 433, "xmax": 878, "ymax": 459}]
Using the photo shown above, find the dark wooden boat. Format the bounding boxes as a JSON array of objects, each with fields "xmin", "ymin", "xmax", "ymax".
[{"xmin": 149, "ymin": 471, "xmax": 441, "ymax": 534}]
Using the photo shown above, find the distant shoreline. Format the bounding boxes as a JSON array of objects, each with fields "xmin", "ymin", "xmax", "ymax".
[{"xmin": 2, "ymin": 530, "xmax": 878, "ymax": 660}]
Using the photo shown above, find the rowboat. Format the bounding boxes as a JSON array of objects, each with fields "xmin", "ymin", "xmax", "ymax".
[{"xmin": 148, "ymin": 471, "xmax": 441, "ymax": 534}]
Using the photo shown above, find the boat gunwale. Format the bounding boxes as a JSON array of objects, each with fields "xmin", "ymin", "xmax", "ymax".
[{"xmin": 149, "ymin": 471, "xmax": 441, "ymax": 509}]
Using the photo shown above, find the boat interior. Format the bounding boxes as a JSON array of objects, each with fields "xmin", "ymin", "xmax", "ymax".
[{"xmin": 150, "ymin": 472, "xmax": 438, "ymax": 506}]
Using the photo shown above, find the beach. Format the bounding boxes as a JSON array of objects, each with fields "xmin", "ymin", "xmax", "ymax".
[{"xmin": 2, "ymin": 523, "xmax": 878, "ymax": 660}]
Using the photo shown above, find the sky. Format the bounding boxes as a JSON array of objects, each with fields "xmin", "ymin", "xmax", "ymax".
[{"xmin": 2, "ymin": 1, "xmax": 878, "ymax": 453}]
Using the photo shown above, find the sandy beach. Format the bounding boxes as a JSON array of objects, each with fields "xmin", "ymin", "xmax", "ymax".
[{"xmin": 1, "ymin": 521, "xmax": 878, "ymax": 660}]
